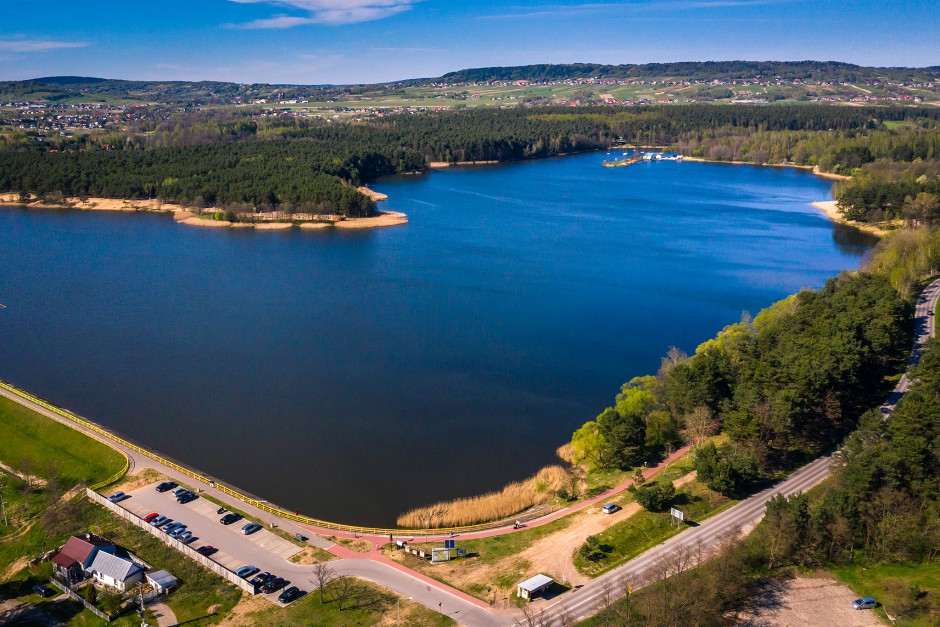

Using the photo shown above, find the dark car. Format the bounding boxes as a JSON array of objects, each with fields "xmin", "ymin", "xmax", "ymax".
[
  {"xmin": 155, "ymin": 481, "xmax": 178, "ymax": 493},
  {"xmin": 278, "ymin": 586, "xmax": 303, "ymax": 604},
  {"xmin": 251, "ymin": 572, "xmax": 272, "ymax": 586},
  {"xmin": 33, "ymin": 585, "xmax": 56, "ymax": 598},
  {"xmin": 262, "ymin": 577, "xmax": 287, "ymax": 594},
  {"xmin": 220, "ymin": 512, "xmax": 242, "ymax": 525},
  {"xmin": 178, "ymin": 492, "xmax": 199, "ymax": 504},
  {"xmin": 196, "ymin": 545, "xmax": 217, "ymax": 556}
]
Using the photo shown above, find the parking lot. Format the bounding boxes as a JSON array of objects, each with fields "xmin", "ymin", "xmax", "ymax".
[{"xmin": 114, "ymin": 483, "xmax": 311, "ymax": 602}]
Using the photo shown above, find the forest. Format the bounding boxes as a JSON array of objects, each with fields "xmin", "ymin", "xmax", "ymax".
[
  {"xmin": 577, "ymin": 228, "xmax": 940, "ymax": 626},
  {"xmin": 4, "ymin": 104, "xmax": 939, "ymax": 216}
]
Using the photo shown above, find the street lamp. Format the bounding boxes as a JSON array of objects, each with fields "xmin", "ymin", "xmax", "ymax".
[{"xmin": 397, "ymin": 596, "xmax": 413, "ymax": 625}]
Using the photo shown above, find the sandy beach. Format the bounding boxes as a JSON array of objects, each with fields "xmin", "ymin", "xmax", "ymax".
[
  {"xmin": 0, "ymin": 194, "xmax": 406, "ymax": 231},
  {"xmin": 811, "ymin": 200, "xmax": 887, "ymax": 236},
  {"xmin": 333, "ymin": 211, "xmax": 408, "ymax": 229}
]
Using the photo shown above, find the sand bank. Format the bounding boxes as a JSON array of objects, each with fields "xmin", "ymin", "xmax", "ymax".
[
  {"xmin": 1, "ymin": 194, "xmax": 406, "ymax": 231},
  {"xmin": 357, "ymin": 186, "xmax": 388, "ymax": 202},
  {"xmin": 428, "ymin": 160, "xmax": 499, "ymax": 168},
  {"xmin": 811, "ymin": 200, "xmax": 888, "ymax": 236},
  {"xmin": 333, "ymin": 211, "xmax": 408, "ymax": 229}
]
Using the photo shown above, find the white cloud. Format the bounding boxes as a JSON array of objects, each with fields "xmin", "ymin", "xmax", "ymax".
[
  {"xmin": 0, "ymin": 39, "xmax": 89, "ymax": 53},
  {"xmin": 228, "ymin": 0, "xmax": 419, "ymax": 27}
]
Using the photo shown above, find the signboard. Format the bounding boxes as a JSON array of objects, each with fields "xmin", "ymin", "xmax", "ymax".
[
  {"xmin": 444, "ymin": 539, "xmax": 455, "ymax": 549},
  {"xmin": 456, "ymin": 548, "xmax": 467, "ymax": 557},
  {"xmin": 670, "ymin": 507, "xmax": 684, "ymax": 526},
  {"xmin": 431, "ymin": 548, "xmax": 451, "ymax": 563}
]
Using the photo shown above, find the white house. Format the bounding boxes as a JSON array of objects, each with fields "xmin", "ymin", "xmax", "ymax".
[{"xmin": 87, "ymin": 552, "xmax": 144, "ymax": 592}]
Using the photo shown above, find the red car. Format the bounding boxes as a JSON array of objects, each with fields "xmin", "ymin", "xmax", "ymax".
[
  {"xmin": 196, "ymin": 545, "xmax": 218, "ymax": 556},
  {"xmin": 144, "ymin": 512, "xmax": 159, "ymax": 523}
]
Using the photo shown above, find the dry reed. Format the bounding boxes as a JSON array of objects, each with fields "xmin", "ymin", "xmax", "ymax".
[{"xmin": 396, "ymin": 465, "xmax": 571, "ymax": 528}]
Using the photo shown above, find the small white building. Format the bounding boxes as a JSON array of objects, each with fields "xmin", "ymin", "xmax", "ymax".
[
  {"xmin": 145, "ymin": 569, "xmax": 178, "ymax": 594},
  {"xmin": 87, "ymin": 552, "xmax": 144, "ymax": 592},
  {"xmin": 517, "ymin": 574, "xmax": 554, "ymax": 601}
]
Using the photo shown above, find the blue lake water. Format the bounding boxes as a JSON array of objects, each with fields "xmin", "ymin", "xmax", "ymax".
[{"xmin": 0, "ymin": 153, "xmax": 876, "ymax": 526}]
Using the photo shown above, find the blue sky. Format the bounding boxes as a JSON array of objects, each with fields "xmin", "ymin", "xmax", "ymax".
[{"xmin": 1, "ymin": 0, "xmax": 937, "ymax": 84}]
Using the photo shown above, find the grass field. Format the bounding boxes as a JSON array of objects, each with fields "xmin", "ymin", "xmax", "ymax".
[
  {"xmin": 833, "ymin": 561, "xmax": 940, "ymax": 626},
  {"xmin": 573, "ymin": 478, "xmax": 733, "ymax": 577},
  {"xmin": 0, "ymin": 394, "xmax": 125, "ymax": 489}
]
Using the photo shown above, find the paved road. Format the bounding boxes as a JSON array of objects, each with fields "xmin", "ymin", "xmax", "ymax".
[{"xmin": 536, "ymin": 277, "xmax": 940, "ymax": 625}]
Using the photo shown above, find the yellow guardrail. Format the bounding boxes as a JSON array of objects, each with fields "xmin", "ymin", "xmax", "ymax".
[{"xmin": 0, "ymin": 379, "xmax": 556, "ymax": 536}]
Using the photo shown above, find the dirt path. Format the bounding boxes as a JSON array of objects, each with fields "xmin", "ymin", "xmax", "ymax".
[
  {"xmin": 150, "ymin": 600, "xmax": 179, "ymax": 627},
  {"xmin": 518, "ymin": 471, "xmax": 699, "ymax": 586}
]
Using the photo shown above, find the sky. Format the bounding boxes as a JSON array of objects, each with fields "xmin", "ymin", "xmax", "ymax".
[{"xmin": 0, "ymin": 0, "xmax": 937, "ymax": 85}]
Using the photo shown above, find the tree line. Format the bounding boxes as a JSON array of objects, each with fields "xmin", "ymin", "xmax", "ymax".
[
  {"xmin": 6, "ymin": 104, "xmax": 936, "ymax": 214},
  {"xmin": 571, "ymin": 271, "xmax": 912, "ymax": 495}
]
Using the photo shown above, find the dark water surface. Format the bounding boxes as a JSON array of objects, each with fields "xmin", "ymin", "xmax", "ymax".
[{"xmin": 0, "ymin": 154, "xmax": 876, "ymax": 526}]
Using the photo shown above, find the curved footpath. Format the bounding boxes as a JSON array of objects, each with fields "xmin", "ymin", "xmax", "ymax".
[{"xmin": 3, "ymin": 279, "xmax": 938, "ymax": 626}]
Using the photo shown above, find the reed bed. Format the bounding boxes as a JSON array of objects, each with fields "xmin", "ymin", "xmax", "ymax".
[{"xmin": 396, "ymin": 465, "xmax": 571, "ymax": 528}]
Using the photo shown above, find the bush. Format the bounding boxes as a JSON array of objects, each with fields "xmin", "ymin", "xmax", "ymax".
[{"xmin": 632, "ymin": 481, "xmax": 676, "ymax": 512}]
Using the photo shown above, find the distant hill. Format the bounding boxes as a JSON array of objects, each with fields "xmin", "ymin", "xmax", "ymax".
[
  {"xmin": 436, "ymin": 61, "xmax": 940, "ymax": 83},
  {"xmin": 4, "ymin": 61, "xmax": 939, "ymax": 106}
]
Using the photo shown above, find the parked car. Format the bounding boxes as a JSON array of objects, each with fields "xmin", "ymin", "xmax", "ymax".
[
  {"xmin": 220, "ymin": 513, "xmax": 242, "ymax": 525},
  {"xmin": 33, "ymin": 584, "xmax": 56, "ymax": 598},
  {"xmin": 602, "ymin": 503, "xmax": 621, "ymax": 515},
  {"xmin": 151, "ymin": 516, "xmax": 171, "ymax": 527},
  {"xmin": 178, "ymin": 492, "xmax": 199, "ymax": 504},
  {"xmin": 144, "ymin": 512, "xmax": 159, "ymax": 523},
  {"xmin": 278, "ymin": 586, "xmax": 304, "ymax": 604},
  {"xmin": 241, "ymin": 522, "xmax": 262, "ymax": 535},
  {"xmin": 262, "ymin": 577, "xmax": 287, "ymax": 594},
  {"xmin": 107, "ymin": 491, "xmax": 127, "ymax": 502},
  {"xmin": 852, "ymin": 597, "xmax": 878, "ymax": 610},
  {"xmin": 172, "ymin": 487, "xmax": 188, "ymax": 497},
  {"xmin": 162, "ymin": 522, "xmax": 182, "ymax": 534},
  {"xmin": 170, "ymin": 526, "xmax": 189, "ymax": 538},
  {"xmin": 196, "ymin": 545, "xmax": 217, "ymax": 556},
  {"xmin": 251, "ymin": 572, "xmax": 272, "ymax": 586},
  {"xmin": 155, "ymin": 481, "xmax": 178, "ymax": 493},
  {"xmin": 166, "ymin": 523, "xmax": 186, "ymax": 537},
  {"xmin": 235, "ymin": 565, "xmax": 259, "ymax": 579},
  {"xmin": 177, "ymin": 531, "xmax": 194, "ymax": 543}
]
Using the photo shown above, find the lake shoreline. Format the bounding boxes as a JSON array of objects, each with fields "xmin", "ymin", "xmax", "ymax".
[{"xmin": 0, "ymin": 192, "xmax": 407, "ymax": 231}]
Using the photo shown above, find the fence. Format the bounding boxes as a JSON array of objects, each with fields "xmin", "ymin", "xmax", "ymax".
[
  {"xmin": 86, "ymin": 489, "xmax": 256, "ymax": 595},
  {"xmin": 48, "ymin": 578, "xmax": 122, "ymax": 622},
  {"xmin": 3, "ymin": 379, "xmax": 561, "ymax": 536}
]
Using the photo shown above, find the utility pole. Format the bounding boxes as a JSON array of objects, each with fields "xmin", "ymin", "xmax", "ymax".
[
  {"xmin": 137, "ymin": 581, "xmax": 148, "ymax": 627},
  {"xmin": 0, "ymin": 481, "xmax": 8, "ymax": 527}
]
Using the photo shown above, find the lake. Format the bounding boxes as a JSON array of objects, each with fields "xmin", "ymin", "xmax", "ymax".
[{"xmin": 0, "ymin": 154, "xmax": 877, "ymax": 526}]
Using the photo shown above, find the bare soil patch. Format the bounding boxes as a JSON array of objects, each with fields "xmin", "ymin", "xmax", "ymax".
[{"xmin": 736, "ymin": 576, "xmax": 884, "ymax": 626}]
